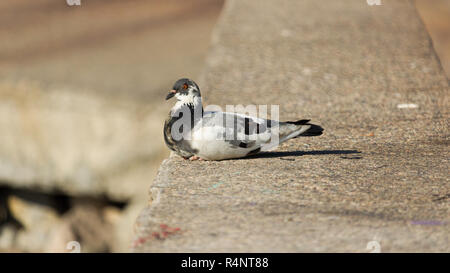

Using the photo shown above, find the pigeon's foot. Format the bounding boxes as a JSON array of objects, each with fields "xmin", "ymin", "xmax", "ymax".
[{"xmin": 189, "ymin": 155, "xmax": 201, "ymax": 161}]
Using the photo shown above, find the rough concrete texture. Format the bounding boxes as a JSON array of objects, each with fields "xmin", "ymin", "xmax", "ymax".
[{"xmin": 133, "ymin": 0, "xmax": 449, "ymax": 252}]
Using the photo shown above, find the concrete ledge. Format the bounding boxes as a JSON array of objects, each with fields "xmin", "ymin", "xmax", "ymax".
[{"xmin": 132, "ymin": 0, "xmax": 449, "ymax": 252}]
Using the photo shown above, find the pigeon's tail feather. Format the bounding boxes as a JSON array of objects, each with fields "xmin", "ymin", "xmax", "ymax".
[
  {"xmin": 286, "ymin": 119, "xmax": 323, "ymax": 137},
  {"xmin": 286, "ymin": 119, "xmax": 311, "ymax": 125},
  {"xmin": 298, "ymin": 124, "xmax": 323, "ymax": 136}
]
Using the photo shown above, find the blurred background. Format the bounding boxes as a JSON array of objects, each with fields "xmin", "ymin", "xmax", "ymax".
[{"xmin": 0, "ymin": 0, "xmax": 448, "ymax": 252}]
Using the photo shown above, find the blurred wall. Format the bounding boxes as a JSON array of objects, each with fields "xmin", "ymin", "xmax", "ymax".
[
  {"xmin": 0, "ymin": 0, "xmax": 224, "ymax": 252},
  {"xmin": 416, "ymin": 0, "xmax": 450, "ymax": 78}
]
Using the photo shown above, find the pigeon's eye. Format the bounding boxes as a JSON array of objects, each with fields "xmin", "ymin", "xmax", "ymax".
[{"xmin": 183, "ymin": 84, "xmax": 188, "ymax": 90}]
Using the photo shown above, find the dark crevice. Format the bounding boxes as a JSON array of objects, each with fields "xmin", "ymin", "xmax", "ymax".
[{"xmin": 0, "ymin": 185, "xmax": 128, "ymax": 228}]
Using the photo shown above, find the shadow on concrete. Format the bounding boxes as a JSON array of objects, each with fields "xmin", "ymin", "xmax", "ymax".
[{"xmin": 244, "ymin": 150, "xmax": 362, "ymax": 160}]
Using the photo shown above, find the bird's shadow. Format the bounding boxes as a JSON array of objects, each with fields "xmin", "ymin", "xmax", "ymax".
[{"xmin": 241, "ymin": 150, "xmax": 362, "ymax": 160}]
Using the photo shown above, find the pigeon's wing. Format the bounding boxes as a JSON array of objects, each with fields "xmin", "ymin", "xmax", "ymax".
[
  {"xmin": 198, "ymin": 111, "xmax": 278, "ymax": 150},
  {"xmin": 189, "ymin": 111, "xmax": 315, "ymax": 159}
]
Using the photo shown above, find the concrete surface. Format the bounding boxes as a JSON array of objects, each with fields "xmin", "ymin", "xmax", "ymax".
[{"xmin": 132, "ymin": 0, "xmax": 449, "ymax": 252}]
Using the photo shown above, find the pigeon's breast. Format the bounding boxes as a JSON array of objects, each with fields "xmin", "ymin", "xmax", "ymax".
[{"xmin": 189, "ymin": 126, "xmax": 253, "ymax": 160}]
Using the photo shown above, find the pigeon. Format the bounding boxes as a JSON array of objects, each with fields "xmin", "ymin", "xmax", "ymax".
[{"xmin": 164, "ymin": 78, "xmax": 323, "ymax": 161}]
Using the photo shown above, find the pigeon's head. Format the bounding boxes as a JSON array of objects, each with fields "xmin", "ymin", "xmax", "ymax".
[{"xmin": 166, "ymin": 78, "xmax": 201, "ymax": 102}]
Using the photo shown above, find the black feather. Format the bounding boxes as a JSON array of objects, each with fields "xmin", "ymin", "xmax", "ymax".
[
  {"xmin": 299, "ymin": 124, "xmax": 323, "ymax": 136},
  {"xmin": 286, "ymin": 119, "xmax": 324, "ymax": 137},
  {"xmin": 286, "ymin": 119, "xmax": 311, "ymax": 125}
]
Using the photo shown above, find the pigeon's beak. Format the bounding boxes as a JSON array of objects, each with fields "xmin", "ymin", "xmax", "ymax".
[{"xmin": 166, "ymin": 90, "xmax": 177, "ymax": 100}]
